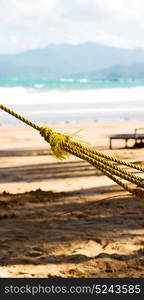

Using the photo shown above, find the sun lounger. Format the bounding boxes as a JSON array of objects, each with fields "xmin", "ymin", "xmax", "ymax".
[{"xmin": 109, "ymin": 128, "xmax": 144, "ymax": 149}]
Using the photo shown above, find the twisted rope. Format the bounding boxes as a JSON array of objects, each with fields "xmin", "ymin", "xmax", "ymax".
[
  {"xmin": 0, "ymin": 104, "xmax": 144, "ymax": 199},
  {"xmin": 71, "ymin": 140, "xmax": 144, "ymax": 172},
  {"xmin": 0, "ymin": 104, "xmax": 40, "ymax": 131}
]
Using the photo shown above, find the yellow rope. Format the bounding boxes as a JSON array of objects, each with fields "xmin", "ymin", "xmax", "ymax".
[
  {"xmin": 66, "ymin": 141, "xmax": 143, "ymax": 184},
  {"xmin": 0, "ymin": 104, "xmax": 40, "ymax": 131},
  {"xmin": 40, "ymin": 126, "xmax": 70, "ymax": 160},
  {"xmin": 71, "ymin": 140, "xmax": 144, "ymax": 172},
  {"xmin": 0, "ymin": 104, "xmax": 144, "ymax": 199}
]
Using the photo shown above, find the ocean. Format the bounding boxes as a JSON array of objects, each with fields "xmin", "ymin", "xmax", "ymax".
[{"xmin": 0, "ymin": 78, "xmax": 144, "ymax": 125}]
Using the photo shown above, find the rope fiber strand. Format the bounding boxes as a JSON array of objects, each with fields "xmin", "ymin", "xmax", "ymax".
[{"xmin": 0, "ymin": 104, "xmax": 144, "ymax": 200}]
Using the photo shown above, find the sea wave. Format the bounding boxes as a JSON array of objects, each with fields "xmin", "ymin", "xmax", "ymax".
[
  {"xmin": 34, "ymin": 84, "xmax": 45, "ymax": 89},
  {"xmin": 60, "ymin": 78, "xmax": 75, "ymax": 82},
  {"xmin": 78, "ymin": 78, "xmax": 89, "ymax": 83},
  {"xmin": 0, "ymin": 86, "xmax": 144, "ymax": 105}
]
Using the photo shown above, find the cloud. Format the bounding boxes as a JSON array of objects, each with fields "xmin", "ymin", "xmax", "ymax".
[{"xmin": 0, "ymin": 0, "xmax": 144, "ymax": 53}]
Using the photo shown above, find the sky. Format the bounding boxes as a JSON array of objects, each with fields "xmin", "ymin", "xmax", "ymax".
[{"xmin": 0, "ymin": 0, "xmax": 144, "ymax": 53}]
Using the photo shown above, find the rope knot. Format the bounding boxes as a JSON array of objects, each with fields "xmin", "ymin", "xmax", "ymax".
[
  {"xmin": 39, "ymin": 126, "xmax": 53, "ymax": 142},
  {"xmin": 39, "ymin": 126, "xmax": 69, "ymax": 160}
]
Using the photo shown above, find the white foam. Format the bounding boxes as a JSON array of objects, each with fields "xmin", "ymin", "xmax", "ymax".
[
  {"xmin": 34, "ymin": 84, "xmax": 45, "ymax": 89},
  {"xmin": 60, "ymin": 78, "xmax": 74, "ymax": 82},
  {"xmin": 0, "ymin": 86, "xmax": 144, "ymax": 106}
]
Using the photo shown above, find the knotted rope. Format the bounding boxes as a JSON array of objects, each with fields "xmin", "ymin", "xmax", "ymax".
[{"xmin": 0, "ymin": 104, "xmax": 144, "ymax": 199}]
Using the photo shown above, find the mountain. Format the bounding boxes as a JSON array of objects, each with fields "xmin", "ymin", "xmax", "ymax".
[
  {"xmin": 1, "ymin": 43, "xmax": 144, "ymax": 78},
  {"xmin": 71, "ymin": 63, "xmax": 144, "ymax": 80}
]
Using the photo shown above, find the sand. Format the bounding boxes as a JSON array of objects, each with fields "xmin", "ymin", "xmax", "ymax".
[{"xmin": 0, "ymin": 120, "xmax": 144, "ymax": 278}]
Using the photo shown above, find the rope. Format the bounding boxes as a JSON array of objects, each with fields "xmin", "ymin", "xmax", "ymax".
[
  {"xmin": 0, "ymin": 104, "xmax": 144, "ymax": 200},
  {"xmin": 71, "ymin": 140, "xmax": 144, "ymax": 172},
  {"xmin": 66, "ymin": 142, "xmax": 143, "ymax": 184},
  {"xmin": 0, "ymin": 104, "xmax": 40, "ymax": 131}
]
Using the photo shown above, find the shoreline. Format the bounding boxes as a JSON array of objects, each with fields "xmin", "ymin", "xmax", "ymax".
[{"xmin": 0, "ymin": 85, "xmax": 144, "ymax": 126}]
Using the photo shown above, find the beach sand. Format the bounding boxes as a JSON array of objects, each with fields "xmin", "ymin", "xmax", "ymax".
[{"xmin": 0, "ymin": 120, "xmax": 144, "ymax": 278}]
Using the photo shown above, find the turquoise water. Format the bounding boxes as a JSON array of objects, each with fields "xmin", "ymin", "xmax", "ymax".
[{"xmin": 1, "ymin": 77, "xmax": 144, "ymax": 89}]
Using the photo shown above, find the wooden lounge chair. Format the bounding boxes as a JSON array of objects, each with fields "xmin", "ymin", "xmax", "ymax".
[{"xmin": 109, "ymin": 128, "xmax": 144, "ymax": 149}]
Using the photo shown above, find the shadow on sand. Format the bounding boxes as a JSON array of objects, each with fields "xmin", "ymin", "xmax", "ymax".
[{"xmin": 0, "ymin": 185, "xmax": 143, "ymax": 277}]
